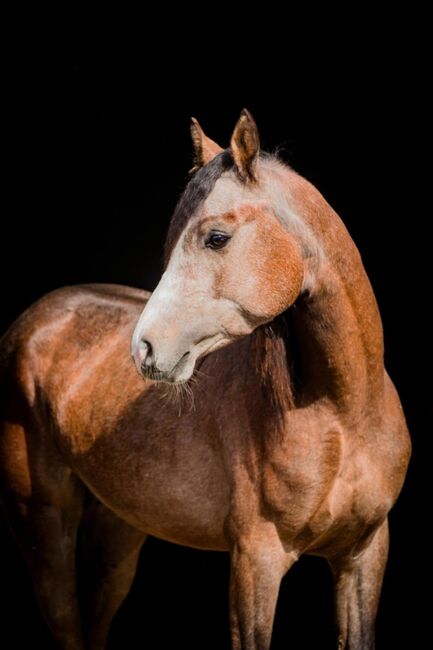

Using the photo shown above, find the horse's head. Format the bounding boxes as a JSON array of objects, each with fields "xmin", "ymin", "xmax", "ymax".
[{"xmin": 131, "ymin": 110, "xmax": 311, "ymax": 383}]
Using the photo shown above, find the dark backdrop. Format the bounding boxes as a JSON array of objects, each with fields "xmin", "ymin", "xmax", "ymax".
[{"xmin": 2, "ymin": 31, "xmax": 429, "ymax": 649}]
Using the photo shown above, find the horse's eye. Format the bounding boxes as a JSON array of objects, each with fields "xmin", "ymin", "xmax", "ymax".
[{"xmin": 205, "ymin": 231, "xmax": 231, "ymax": 250}]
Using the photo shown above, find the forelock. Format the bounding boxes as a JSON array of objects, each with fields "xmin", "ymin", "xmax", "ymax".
[
  {"xmin": 164, "ymin": 150, "xmax": 234, "ymax": 264},
  {"xmin": 164, "ymin": 152, "xmax": 322, "ymax": 275}
]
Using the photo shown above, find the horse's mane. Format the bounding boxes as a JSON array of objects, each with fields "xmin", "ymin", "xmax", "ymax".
[{"xmin": 251, "ymin": 312, "xmax": 298, "ymax": 430}]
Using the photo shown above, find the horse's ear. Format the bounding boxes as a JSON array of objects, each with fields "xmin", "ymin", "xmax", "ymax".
[
  {"xmin": 190, "ymin": 118, "xmax": 223, "ymax": 172},
  {"xmin": 230, "ymin": 109, "xmax": 260, "ymax": 183}
]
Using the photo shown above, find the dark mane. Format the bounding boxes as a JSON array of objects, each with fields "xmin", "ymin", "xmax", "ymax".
[
  {"xmin": 163, "ymin": 150, "xmax": 234, "ymax": 265},
  {"xmin": 251, "ymin": 309, "xmax": 299, "ymax": 436}
]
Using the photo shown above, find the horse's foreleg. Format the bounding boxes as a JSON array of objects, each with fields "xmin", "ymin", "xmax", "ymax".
[
  {"xmin": 329, "ymin": 519, "xmax": 389, "ymax": 650},
  {"xmin": 81, "ymin": 498, "xmax": 146, "ymax": 650},
  {"xmin": 228, "ymin": 526, "xmax": 295, "ymax": 650}
]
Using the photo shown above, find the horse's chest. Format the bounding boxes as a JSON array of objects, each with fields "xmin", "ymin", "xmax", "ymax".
[
  {"xmin": 257, "ymin": 428, "xmax": 343, "ymax": 538},
  {"xmin": 249, "ymin": 426, "xmax": 390, "ymax": 551}
]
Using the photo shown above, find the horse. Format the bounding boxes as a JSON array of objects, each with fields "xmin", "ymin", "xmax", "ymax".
[{"xmin": 0, "ymin": 109, "xmax": 410, "ymax": 650}]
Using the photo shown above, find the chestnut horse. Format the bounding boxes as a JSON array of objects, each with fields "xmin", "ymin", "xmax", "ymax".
[{"xmin": 0, "ymin": 110, "xmax": 410, "ymax": 649}]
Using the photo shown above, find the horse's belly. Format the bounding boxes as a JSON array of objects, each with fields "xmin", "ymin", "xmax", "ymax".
[{"xmin": 71, "ymin": 429, "xmax": 231, "ymax": 551}]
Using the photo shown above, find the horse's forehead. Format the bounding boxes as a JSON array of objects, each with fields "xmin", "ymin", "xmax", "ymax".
[{"xmin": 203, "ymin": 174, "xmax": 262, "ymax": 217}]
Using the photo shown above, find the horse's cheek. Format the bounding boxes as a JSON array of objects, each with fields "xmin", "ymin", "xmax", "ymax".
[{"xmin": 243, "ymin": 229, "xmax": 304, "ymax": 320}]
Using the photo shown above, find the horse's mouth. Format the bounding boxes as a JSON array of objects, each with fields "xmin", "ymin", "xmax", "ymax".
[
  {"xmin": 192, "ymin": 335, "xmax": 231, "ymax": 375},
  {"xmin": 140, "ymin": 335, "xmax": 230, "ymax": 385},
  {"xmin": 195, "ymin": 356, "xmax": 206, "ymax": 372}
]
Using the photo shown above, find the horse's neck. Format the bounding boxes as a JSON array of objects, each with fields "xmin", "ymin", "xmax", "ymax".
[
  {"xmin": 284, "ymin": 172, "xmax": 385, "ymax": 422},
  {"xmin": 290, "ymin": 264, "xmax": 383, "ymax": 420}
]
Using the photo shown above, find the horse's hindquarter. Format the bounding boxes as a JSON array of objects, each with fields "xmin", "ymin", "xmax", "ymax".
[{"xmin": 2, "ymin": 285, "xmax": 230, "ymax": 550}]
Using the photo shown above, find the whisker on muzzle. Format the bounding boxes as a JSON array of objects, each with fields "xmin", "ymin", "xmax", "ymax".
[{"xmin": 157, "ymin": 376, "xmax": 197, "ymax": 415}]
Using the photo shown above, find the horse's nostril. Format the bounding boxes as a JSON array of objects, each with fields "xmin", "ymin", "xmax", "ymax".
[
  {"xmin": 135, "ymin": 338, "xmax": 153, "ymax": 371},
  {"xmin": 140, "ymin": 339, "xmax": 153, "ymax": 365},
  {"xmin": 140, "ymin": 359, "xmax": 150, "ymax": 376},
  {"xmin": 140, "ymin": 342, "xmax": 155, "ymax": 377}
]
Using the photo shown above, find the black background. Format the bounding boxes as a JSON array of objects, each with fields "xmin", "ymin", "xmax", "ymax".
[{"xmin": 2, "ymin": 21, "xmax": 430, "ymax": 649}]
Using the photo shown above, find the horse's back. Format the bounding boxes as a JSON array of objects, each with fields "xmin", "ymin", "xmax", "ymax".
[
  {"xmin": 0, "ymin": 283, "xmax": 150, "ymax": 433},
  {"xmin": 1, "ymin": 282, "xmax": 149, "ymax": 363},
  {"xmin": 2, "ymin": 283, "xmax": 149, "ymax": 341},
  {"xmin": 0, "ymin": 283, "xmax": 151, "ymax": 502}
]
